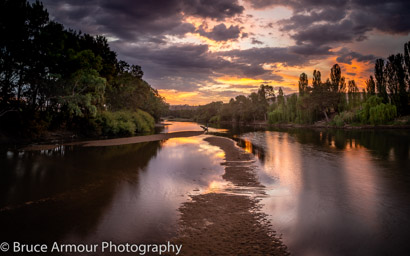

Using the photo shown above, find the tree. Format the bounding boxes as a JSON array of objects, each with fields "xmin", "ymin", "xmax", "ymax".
[
  {"xmin": 277, "ymin": 87, "xmax": 284, "ymax": 106},
  {"xmin": 58, "ymin": 50, "xmax": 106, "ymax": 118},
  {"xmin": 385, "ymin": 54, "xmax": 407, "ymax": 114},
  {"xmin": 347, "ymin": 80, "xmax": 359, "ymax": 108},
  {"xmin": 404, "ymin": 41, "xmax": 410, "ymax": 90},
  {"xmin": 0, "ymin": 0, "xmax": 49, "ymax": 107},
  {"xmin": 254, "ymin": 84, "xmax": 275, "ymax": 120},
  {"xmin": 312, "ymin": 70, "xmax": 322, "ymax": 90},
  {"xmin": 298, "ymin": 73, "xmax": 308, "ymax": 96},
  {"xmin": 0, "ymin": 0, "xmax": 168, "ymax": 137},
  {"xmin": 330, "ymin": 64, "xmax": 346, "ymax": 93},
  {"xmin": 365, "ymin": 76, "xmax": 376, "ymax": 96},
  {"xmin": 375, "ymin": 58, "xmax": 388, "ymax": 103}
]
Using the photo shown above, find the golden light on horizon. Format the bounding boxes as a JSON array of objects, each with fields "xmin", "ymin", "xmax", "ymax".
[
  {"xmin": 158, "ymin": 89, "xmax": 203, "ymax": 105},
  {"xmin": 216, "ymin": 77, "xmax": 268, "ymax": 85}
]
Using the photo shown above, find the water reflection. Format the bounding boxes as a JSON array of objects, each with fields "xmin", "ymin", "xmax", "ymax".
[
  {"xmin": 239, "ymin": 129, "xmax": 410, "ymax": 256},
  {"xmin": 161, "ymin": 121, "xmax": 204, "ymax": 133},
  {"xmin": 162, "ymin": 120, "xmax": 229, "ymax": 134},
  {"xmin": 0, "ymin": 134, "xmax": 225, "ymax": 247}
]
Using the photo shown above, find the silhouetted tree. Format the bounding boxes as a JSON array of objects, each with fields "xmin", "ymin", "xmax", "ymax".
[
  {"xmin": 365, "ymin": 76, "xmax": 376, "ymax": 96},
  {"xmin": 298, "ymin": 73, "xmax": 308, "ymax": 96},
  {"xmin": 330, "ymin": 64, "xmax": 346, "ymax": 93},
  {"xmin": 312, "ymin": 70, "xmax": 322, "ymax": 90},
  {"xmin": 404, "ymin": 41, "xmax": 410, "ymax": 90},
  {"xmin": 385, "ymin": 54, "xmax": 407, "ymax": 114},
  {"xmin": 375, "ymin": 59, "xmax": 388, "ymax": 103}
]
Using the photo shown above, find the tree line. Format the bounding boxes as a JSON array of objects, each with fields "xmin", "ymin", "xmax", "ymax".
[
  {"xmin": 179, "ymin": 41, "xmax": 410, "ymax": 126},
  {"xmin": 0, "ymin": 0, "xmax": 168, "ymax": 138}
]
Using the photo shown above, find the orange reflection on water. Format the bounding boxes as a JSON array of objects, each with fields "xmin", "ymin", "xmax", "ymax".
[
  {"xmin": 243, "ymin": 139, "xmax": 253, "ymax": 154},
  {"xmin": 264, "ymin": 132, "xmax": 302, "ymax": 188},
  {"xmin": 205, "ymin": 180, "xmax": 228, "ymax": 193},
  {"xmin": 163, "ymin": 137, "xmax": 201, "ymax": 147},
  {"xmin": 199, "ymin": 139, "xmax": 225, "ymax": 160},
  {"xmin": 262, "ymin": 131, "xmax": 302, "ymax": 224},
  {"xmin": 216, "ymin": 151, "xmax": 225, "ymax": 159},
  {"xmin": 342, "ymin": 146, "xmax": 379, "ymax": 229},
  {"xmin": 162, "ymin": 121, "xmax": 203, "ymax": 133}
]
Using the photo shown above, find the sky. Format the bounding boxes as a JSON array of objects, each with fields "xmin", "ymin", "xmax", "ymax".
[{"xmin": 38, "ymin": 0, "xmax": 410, "ymax": 105}]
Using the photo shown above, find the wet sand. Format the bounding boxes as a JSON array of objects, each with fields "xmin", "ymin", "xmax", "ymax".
[
  {"xmin": 21, "ymin": 131, "xmax": 204, "ymax": 150},
  {"xmin": 173, "ymin": 136, "xmax": 289, "ymax": 255}
]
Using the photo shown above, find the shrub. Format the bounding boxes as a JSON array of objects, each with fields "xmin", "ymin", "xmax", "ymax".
[
  {"xmin": 97, "ymin": 109, "xmax": 154, "ymax": 136},
  {"xmin": 268, "ymin": 108, "xmax": 284, "ymax": 124},
  {"xmin": 358, "ymin": 96, "xmax": 397, "ymax": 125},
  {"xmin": 332, "ymin": 111, "xmax": 359, "ymax": 126},
  {"xmin": 332, "ymin": 115, "xmax": 344, "ymax": 127},
  {"xmin": 368, "ymin": 103, "xmax": 397, "ymax": 125},
  {"xmin": 209, "ymin": 115, "xmax": 221, "ymax": 124}
]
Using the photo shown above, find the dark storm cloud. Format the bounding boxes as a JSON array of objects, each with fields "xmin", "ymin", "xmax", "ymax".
[
  {"xmin": 246, "ymin": 0, "xmax": 348, "ymax": 11},
  {"xmin": 289, "ymin": 44, "xmax": 331, "ymax": 56},
  {"xmin": 181, "ymin": 0, "xmax": 244, "ymax": 20},
  {"xmin": 278, "ymin": 7, "xmax": 347, "ymax": 31},
  {"xmin": 291, "ymin": 20, "xmax": 372, "ymax": 46},
  {"xmin": 197, "ymin": 24, "xmax": 241, "ymax": 41},
  {"xmin": 35, "ymin": 0, "xmax": 408, "ymax": 98},
  {"xmin": 246, "ymin": 0, "xmax": 410, "ymax": 47},
  {"xmin": 251, "ymin": 38, "xmax": 263, "ymax": 45},
  {"xmin": 40, "ymin": 0, "xmax": 244, "ymax": 41},
  {"xmin": 109, "ymin": 42, "xmax": 294, "ymax": 90},
  {"xmin": 336, "ymin": 48, "xmax": 378, "ymax": 65},
  {"xmin": 349, "ymin": 1, "xmax": 410, "ymax": 35},
  {"xmin": 222, "ymin": 47, "xmax": 310, "ymax": 67}
]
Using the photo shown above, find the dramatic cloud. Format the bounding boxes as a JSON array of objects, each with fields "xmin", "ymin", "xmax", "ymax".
[
  {"xmin": 278, "ymin": 7, "xmax": 347, "ymax": 31},
  {"xmin": 35, "ymin": 0, "xmax": 410, "ymax": 104},
  {"xmin": 251, "ymin": 38, "xmax": 263, "ymax": 45},
  {"xmin": 246, "ymin": 0, "xmax": 349, "ymax": 11},
  {"xmin": 40, "ymin": 0, "xmax": 244, "ymax": 41},
  {"xmin": 111, "ymin": 42, "xmax": 288, "ymax": 90},
  {"xmin": 291, "ymin": 20, "xmax": 372, "ymax": 46},
  {"xmin": 336, "ymin": 48, "xmax": 378, "ymax": 65},
  {"xmin": 181, "ymin": 0, "xmax": 244, "ymax": 20},
  {"xmin": 197, "ymin": 24, "xmax": 242, "ymax": 42},
  {"xmin": 288, "ymin": 44, "xmax": 332, "ymax": 56},
  {"xmin": 246, "ymin": 0, "xmax": 410, "ymax": 50},
  {"xmin": 221, "ymin": 47, "xmax": 312, "ymax": 67}
]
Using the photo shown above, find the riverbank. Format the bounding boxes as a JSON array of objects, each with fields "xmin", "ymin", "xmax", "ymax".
[
  {"xmin": 218, "ymin": 120, "xmax": 410, "ymax": 130},
  {"xmin": 20, "ymin": 131, "xmax": 204, "ymax": 151},
  {"xmin": 172, "ymin": 136, "xmax": 289, "ymax": 255}
]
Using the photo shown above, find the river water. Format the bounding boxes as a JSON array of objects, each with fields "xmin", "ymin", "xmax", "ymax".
[{"xmin": 1, "ymin": 122, "xmax": 410, "ymax": 255}]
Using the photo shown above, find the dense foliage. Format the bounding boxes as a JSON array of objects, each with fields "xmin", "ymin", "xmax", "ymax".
[
  {"xmin": 188, "ymin": 41, "xmax": 410, "ymax": 127},
  {"xmin": 192, "ymin": 84, "xmax": 275, "ymax": 123},
  {"xmin": 0, "ymin": 0, "xmax": 168, "ymax": 138}
]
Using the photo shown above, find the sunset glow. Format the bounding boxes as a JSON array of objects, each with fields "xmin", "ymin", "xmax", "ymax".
[{"xmin": 40, "ymin": 0, "xmax": 410, "ymax": 105}]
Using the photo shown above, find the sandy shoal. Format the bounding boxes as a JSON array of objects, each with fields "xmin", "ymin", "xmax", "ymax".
[
  {"xmin": 21, "ymin": 131, "xmax": 204, "ymax": 150},
  {"xmin": 173, "ymin": 136, "xmax": 289, "ymax": 255}
]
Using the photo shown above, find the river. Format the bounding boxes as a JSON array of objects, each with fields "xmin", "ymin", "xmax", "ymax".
[{"xmin": 1, "ymin": 122, "xmax": 410, "ymax": 255}]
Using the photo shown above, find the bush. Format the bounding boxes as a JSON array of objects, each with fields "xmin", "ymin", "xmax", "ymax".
[
  {"xmin": 332, "ymin": 115, "xmax": 344, "ymax": 127},
  {"xmin": 331, "ymin": 111, "xmax": 359, "ymax": 126},
  {"xmin": 358, "ymin": 96, "xmax": 397, "ymax": 125},
  {"xmin": 97, "ymin": 109, "xmax": 154, "ymax": 136},
  {"xmin": 209, "ymin": 115, "xmax": 221, "ymax": 124},
  {"xmin": 368, "ymin": 103, "xmax": 397, "ymax": 125},
  {"xmin": 268, "ymin": 107, "xmax": 285, "ymax": 124}
]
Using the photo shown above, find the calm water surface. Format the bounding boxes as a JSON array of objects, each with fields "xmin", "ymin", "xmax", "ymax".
[
  {"xmin": 0, "ymin": 122, "xmax": 226, "ymax": 247},
  {"xmin": 1, "ymin": 122, "xmax": 410, "ymax": 256},
  {"xmin": 237, "ymin": 128, "xmax": 410, "ymax": 256}
]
